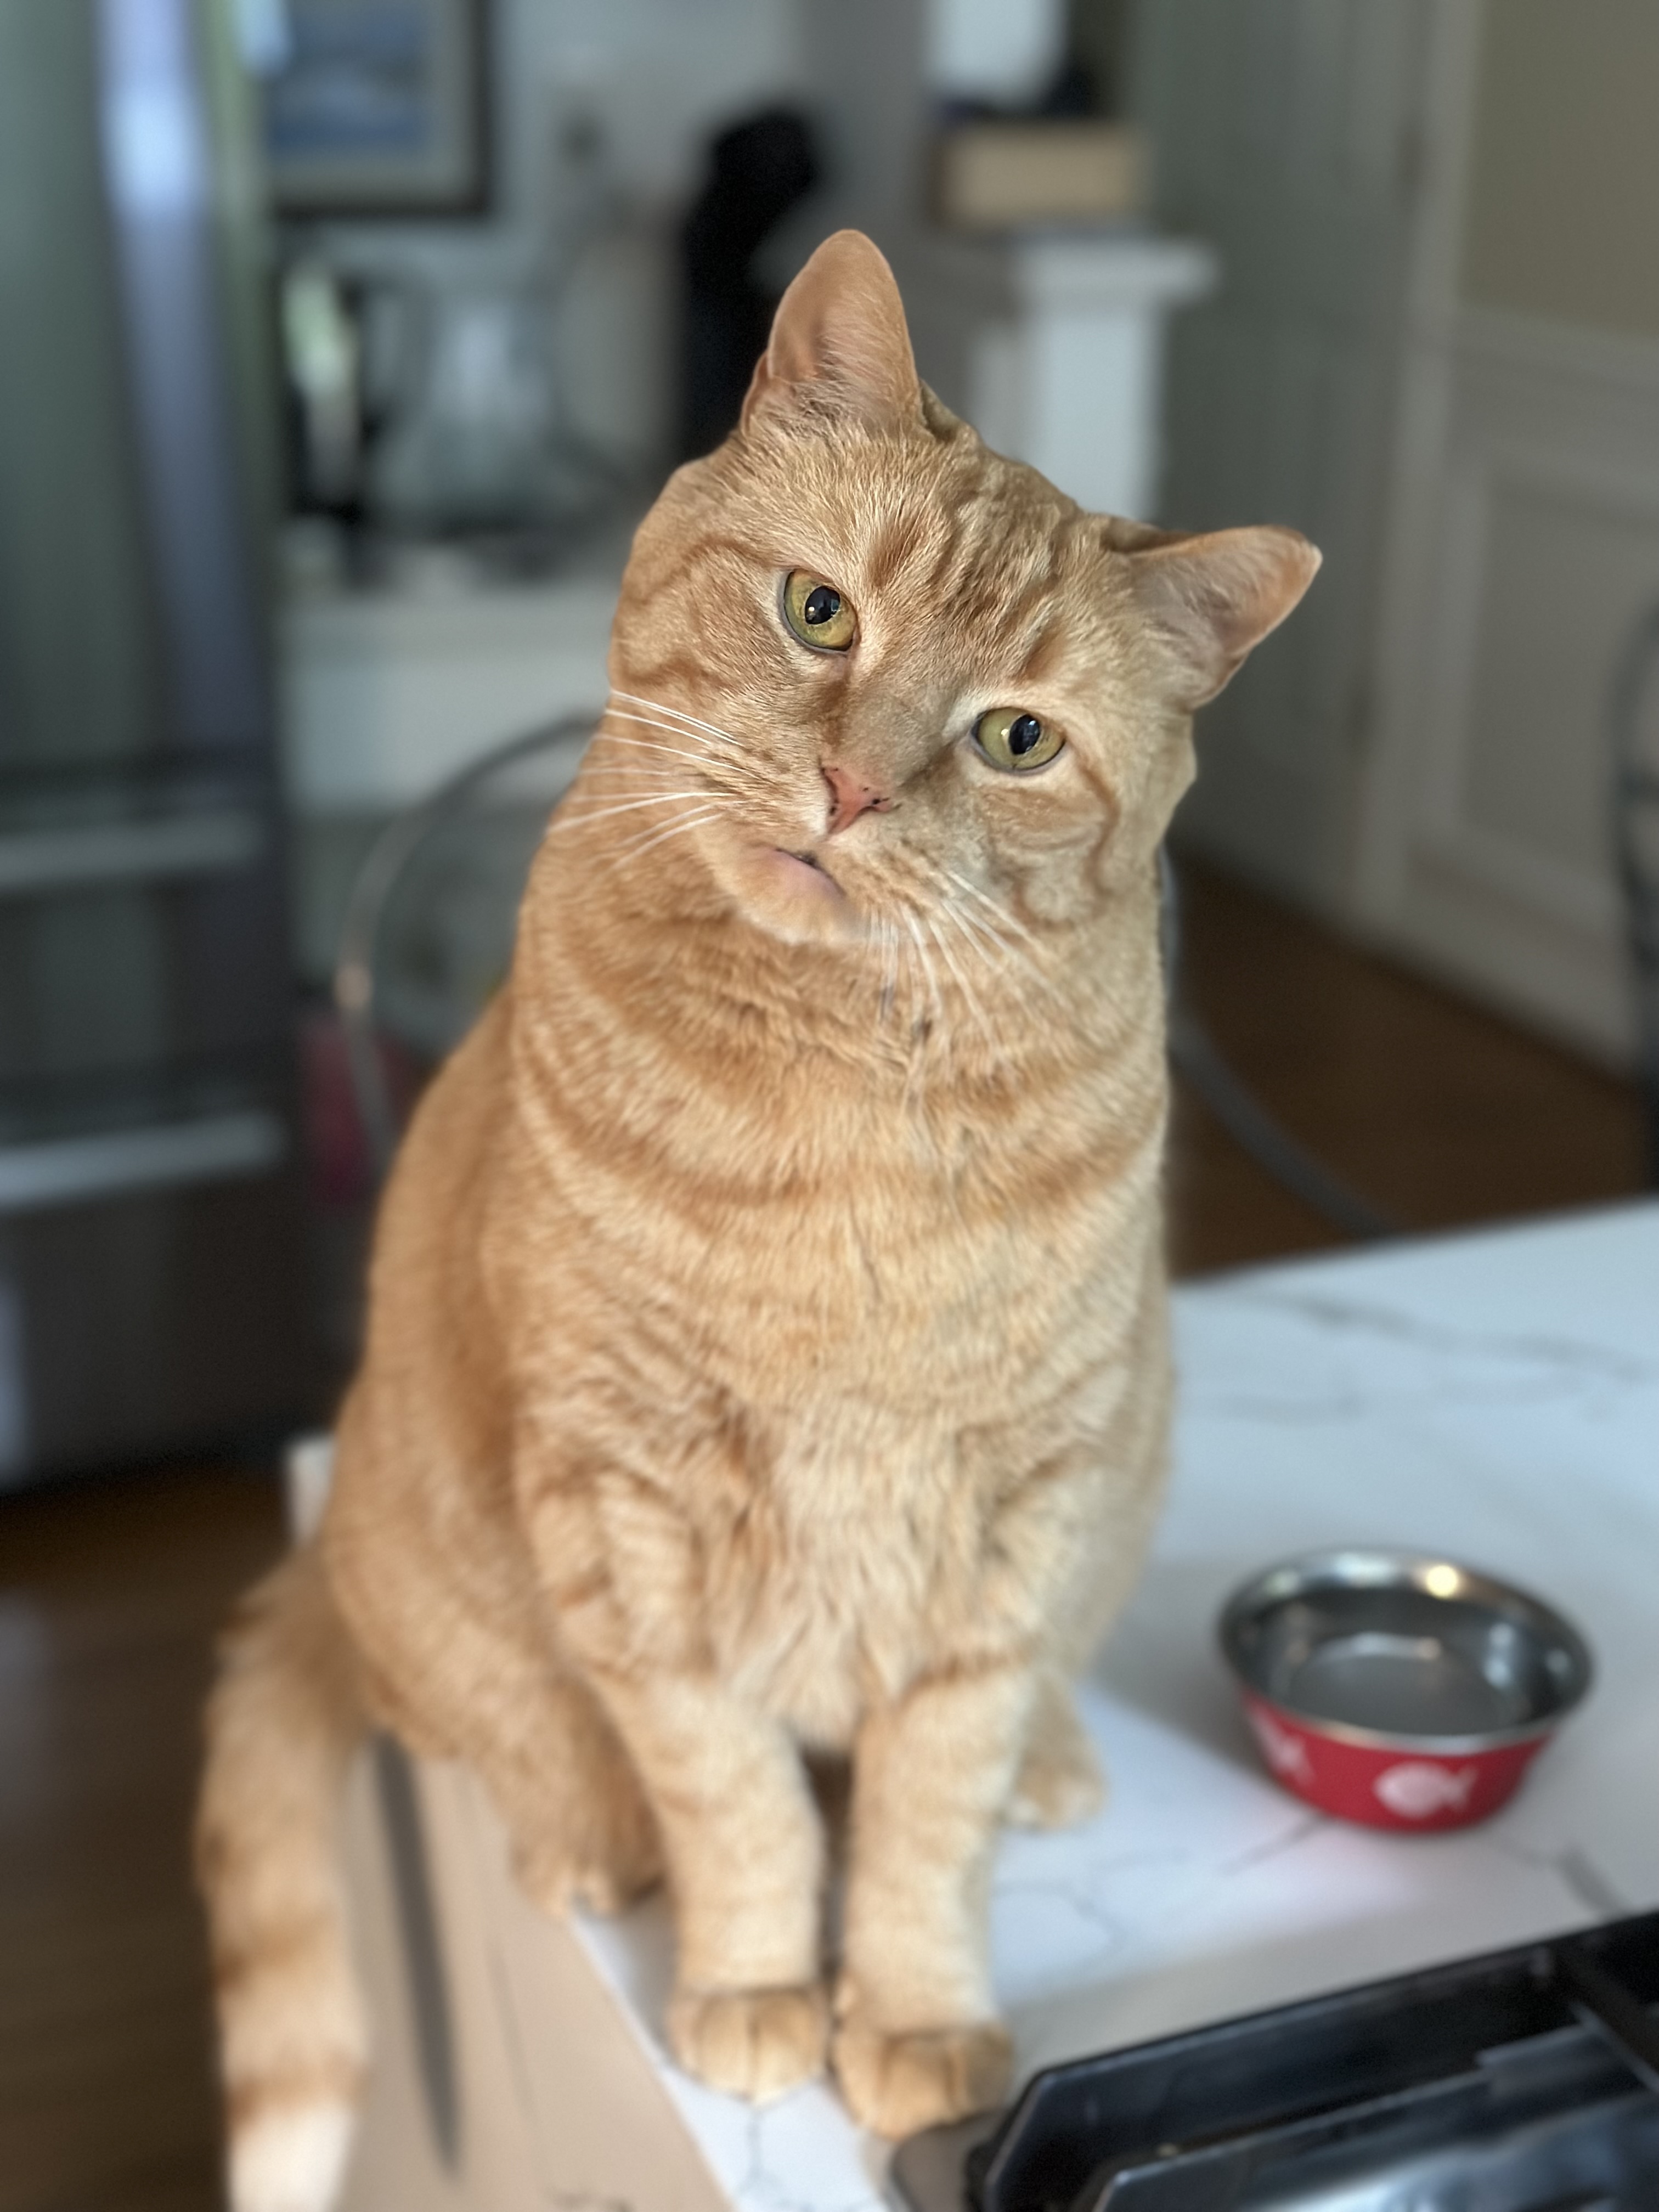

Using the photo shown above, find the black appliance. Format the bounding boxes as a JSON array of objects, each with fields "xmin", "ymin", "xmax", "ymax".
[
  {"xmin": 0, "ymin": 0, "xmax": 307, "ymax": 1482},
  {"xmin": 679, "ymin": 106, "xmax": 819, "ymax": 460},
  {"xmin": 894, "ymin": 1912, "xmax": 1659, "ymax": 2211}
]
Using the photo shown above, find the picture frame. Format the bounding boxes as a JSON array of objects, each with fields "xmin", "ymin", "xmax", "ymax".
[{"xmin": 258, "ymin": 0, "xmax": 492, "ymax": 220}]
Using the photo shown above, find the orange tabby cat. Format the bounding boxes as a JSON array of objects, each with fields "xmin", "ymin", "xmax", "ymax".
[{"xmin": 196, "ymin": 231, "xmax": 1317, "ymax": 2212}]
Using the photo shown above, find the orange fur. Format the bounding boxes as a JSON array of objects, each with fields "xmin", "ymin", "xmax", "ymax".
[{"xmin": 198, "ymin": 232, "xmax": 1318, "ymax": 2202}]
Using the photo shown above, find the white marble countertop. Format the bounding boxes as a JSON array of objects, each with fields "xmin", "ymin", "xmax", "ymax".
[{"xmin": 571, "ymin": 1202, "xmax": 1659, "ymax": 2212}]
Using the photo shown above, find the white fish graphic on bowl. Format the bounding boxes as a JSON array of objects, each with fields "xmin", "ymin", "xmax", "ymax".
[{"xmin": 1373, "ymin": 1761, "xmax": 1479, "ymax": 1820}]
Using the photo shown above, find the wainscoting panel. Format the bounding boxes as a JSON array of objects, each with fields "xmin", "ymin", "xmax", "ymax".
[{"xmin": 1356, "ymin": 309, "xmax": 1659, "ymax": 1062}]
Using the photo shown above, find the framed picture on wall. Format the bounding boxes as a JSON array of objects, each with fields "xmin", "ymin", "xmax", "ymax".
[{"xmin": 258, "ymin": 0, "xmax": 492, "ymax": 218}]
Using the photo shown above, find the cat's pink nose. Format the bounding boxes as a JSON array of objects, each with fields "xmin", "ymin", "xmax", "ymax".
[{"xmin": 822, "ymin": 763, "xmax": 890, "ymax": 834}]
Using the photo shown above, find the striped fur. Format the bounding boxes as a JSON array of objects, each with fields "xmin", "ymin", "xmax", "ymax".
[
  {"xmin": 198, "ymin": 232, "xmax": 1318, "ymax": 2193},
  {"xmin": 196, "ymin": 1551, "xmax": 366, "ymax": 2212}
]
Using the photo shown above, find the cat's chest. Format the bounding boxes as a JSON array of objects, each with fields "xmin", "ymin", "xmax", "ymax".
[
  {"xmin": 696, "ymin": 1401, "xmax": 998, "ymax": 1746},
  {"xmin": 706, "ymin": 1103, "xmax": 1154, "ymax": 1419}
]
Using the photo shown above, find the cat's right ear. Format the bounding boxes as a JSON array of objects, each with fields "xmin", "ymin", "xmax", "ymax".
[
  {"xmin": 742, "ymin": 230, "xmax": 923, "ymax": 431},
  {"xmin": 1120, "ymin": 525, "xmax": 1322, "ymax": 709}
]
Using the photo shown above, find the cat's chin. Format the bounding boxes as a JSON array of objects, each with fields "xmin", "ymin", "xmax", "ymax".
[{"xmin": 736, "ymin": 845, "xmax": 862, "ymax": 946}]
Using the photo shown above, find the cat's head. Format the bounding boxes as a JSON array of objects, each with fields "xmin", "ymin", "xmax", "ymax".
[{"xmin": 590, "ymin": 231, "xmax": 1317, "ymax": 960}]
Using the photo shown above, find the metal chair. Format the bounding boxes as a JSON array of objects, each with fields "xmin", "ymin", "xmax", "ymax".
[{"xmin": 334, "ymin": 711, "xmax": 597, "ymax": 1178}]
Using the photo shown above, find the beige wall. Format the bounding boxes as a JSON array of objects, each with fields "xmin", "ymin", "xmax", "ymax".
[{"xmin": 1460, "ymin": 0, "xmax": 1659, "ymax": 338}]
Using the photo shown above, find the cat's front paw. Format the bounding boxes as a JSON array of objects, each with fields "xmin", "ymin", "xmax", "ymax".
[
  {"xmin": 832, "ymin": 2017, "xmax": 1012, "ymax": 2138},
  {"xmin": 667, "ymin": 1982, "xmax": 829, "ymax": 2102}
]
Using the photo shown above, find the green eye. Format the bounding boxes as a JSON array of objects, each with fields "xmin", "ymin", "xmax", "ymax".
[
  {"xmin": 782, "ymin": 571, "xmax": 857, "ymax": 651},
  {"xmin": 974, "ymin": 707, "xmax": 1064, "ymax": 773}
]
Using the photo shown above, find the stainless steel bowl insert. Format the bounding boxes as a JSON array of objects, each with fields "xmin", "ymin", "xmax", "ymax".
[{"xmin": 1219, "ymin": 1549, "xmax": 1594, "ymax": 1752}]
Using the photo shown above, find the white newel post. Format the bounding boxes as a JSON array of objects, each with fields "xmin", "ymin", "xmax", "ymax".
[{"xmin": 966, "ymin": 235, "xmax": 1217, "ymax": 521}]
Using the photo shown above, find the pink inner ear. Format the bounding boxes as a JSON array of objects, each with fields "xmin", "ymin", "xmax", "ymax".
[
  {"xmin": 743, "ymin": 230, "xmax": 922, "ymax": 429},
  {"xmin": 1128, "ymin": 527, "xmax": 1323, "ymax": 709}
]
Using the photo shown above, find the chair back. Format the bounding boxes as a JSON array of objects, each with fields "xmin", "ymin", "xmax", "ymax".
[{"xmin": 335, "ymin": 713, "xmax": 597, "ymax": 1176}]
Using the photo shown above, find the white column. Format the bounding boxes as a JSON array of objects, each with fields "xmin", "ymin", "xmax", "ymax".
[{"xmin": 967, "ymin": 235, "xmax": 1217, "ymax": 520}]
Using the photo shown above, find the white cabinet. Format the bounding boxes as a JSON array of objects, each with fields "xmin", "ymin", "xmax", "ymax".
[{"xmin": 280, "ymin": 558, "xmax": 618, "ymax": 817}]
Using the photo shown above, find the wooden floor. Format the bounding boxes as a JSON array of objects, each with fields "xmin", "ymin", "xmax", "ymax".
[
  {"xmin": 0, "ymin": 864, "xmax": 1646, "ymax": 2212},
  {"xmin": 1, "ymin": 1467, "xmax": 283, "ymax": 2212},
  {"xmin": 1166, "ymin": 864, "xmax": 1646, "ymax": 1273}
]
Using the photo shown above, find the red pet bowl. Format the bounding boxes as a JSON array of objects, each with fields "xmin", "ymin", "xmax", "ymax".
[{"xmin": 1218, "ymin": 1550, "xmax": 1593, "ymax": 1832}]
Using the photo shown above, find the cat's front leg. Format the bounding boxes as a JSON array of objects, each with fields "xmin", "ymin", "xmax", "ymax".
[
  {"xmin": 601, "ymin": 1669, "xmax": 830, "ymax": 2097},
  {"xmin": 527, "ymin": 1474, "xmax": 828, "ymax": 2100},
  {"xmin": 833, "ymin": 1660, "xmax": 1034, "ymax": 2137}
]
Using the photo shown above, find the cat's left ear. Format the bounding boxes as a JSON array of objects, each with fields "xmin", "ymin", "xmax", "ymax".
[
  {"xmin": 742, "ymin": 230, "xmax": 923, "ymax": 431},
  {"xmin": 1120, "ymin": 526, "xmax": 1322, "ymax": 709}
]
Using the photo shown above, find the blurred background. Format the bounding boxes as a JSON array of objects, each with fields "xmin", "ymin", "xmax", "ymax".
[{"xmin": 1, "ymin": 2, "xmax": 1656, "ymax": 2205}]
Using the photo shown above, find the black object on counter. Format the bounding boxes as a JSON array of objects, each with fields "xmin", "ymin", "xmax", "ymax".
[
  {"xmin": 679, "ymin": 107, "xmax": 819, "ymax": 460},
  {"xmin": 893, "ymin": 1911, "xmax": 1659, "ymax": 2211}
]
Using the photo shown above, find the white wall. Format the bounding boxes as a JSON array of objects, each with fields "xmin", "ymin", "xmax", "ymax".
[
  {"xmin": 1459, "ymin": 0, "xmax": 1659, "ymax": 341},
  {"xmin": 490, "ymin": 0, "xmax": 807, "ymax": 224},
  {"xmin": 1125, "ymin": 0, "xmax": 1429, "ymax": 912},
  {"xmin": 924, "ymin": 0, "xmax": 1064, "ymax": 104}
]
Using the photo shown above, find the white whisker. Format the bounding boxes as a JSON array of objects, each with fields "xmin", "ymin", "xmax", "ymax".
[
  {"xmin": 944, "ymin": 866, "xmax": 1044, "ymax": 953},
  {"xmin": 551, "ymin": 789, "xmax": 719, "ymax": 831},
  {"xmin": 608, "ymin": 802, "xmax": 725, "ymax": 862},
  {"xmin": 898, "ymin": 928, "xmax": 923, "ymax": 1038},
  {"xmin": 945, "ymin": 897, "xmax": 1012, "ymax": 961},
  {"xmin": 597, "ymin": 715, "xmax": 789, "ymax": 802},
  {"xmin": 938, "ymin": 901, "xmax": 1029, "ymax": 1029},
  {"xmin": 926, "ymin": 913, "xmax": 996, "ymax": 1049},
  {"xmin": 876, "ymin": 916, "xmax": 898, "ymax": 1025},
  {"xmin": 610, "ymin": 689, "xmax": 747, "ymax": 751},
  {"xmin": 934, "ymin": 898, "xmax": 990, "ymax": 967},
  {"xmin": 940, "ymin": 879, "xmax": 1057, "ymax": 1000},
  {"xmin": 583, "ymin": 763, "xmax": 716, "ymax": 784},
  {"xmin": 936, "ymin": 898, "xmax": 1011, "ymax": 987},
  {"xmin": 600, "ymin": 713, "xmax": 781, "ymax": 778},
  {"xmin": 596, "ymin": 718, "xmax": 720, "ymax": 770},
  {"xmin": 597, "ymin": 734, "xmax": 792, "ymax": 805}
]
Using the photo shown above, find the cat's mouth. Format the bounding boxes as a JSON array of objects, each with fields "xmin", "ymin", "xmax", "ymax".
[
  {"xmin": 768, "ymin": 845, "xmax": 844, "ymax": 899},
  {"xmin": 736, "ymin": 840, "xmax": 860, "ymax": 945}
]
